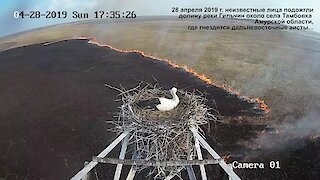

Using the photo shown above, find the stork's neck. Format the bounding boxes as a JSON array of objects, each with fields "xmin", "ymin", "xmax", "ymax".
[{"xmin": 171, "ymin": 91, "xmax": 179, "ymax": 102}]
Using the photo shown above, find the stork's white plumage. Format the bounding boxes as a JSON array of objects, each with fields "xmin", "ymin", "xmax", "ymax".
[
  {"xmin": 156, "ymin": 87, "xmax": 179, "ymax": 111},
  {"xmin": 137, "ymin": 87, "xmax": 180, "ymax": 111}
]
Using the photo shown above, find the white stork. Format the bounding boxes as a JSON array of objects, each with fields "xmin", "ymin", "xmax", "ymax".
[{"xmin": 137, "ymin": 87, "xmax": 180, "ymax": 111}]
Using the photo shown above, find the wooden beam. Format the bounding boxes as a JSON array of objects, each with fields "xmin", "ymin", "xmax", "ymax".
[
  {"xmin": 195, "ymin": 137, "xmax": 207, "ymax": 180},
  {"xmin": 93, "ymin": 157, "xmax": 218, "ymax": 166},
  {"xmin": 126, "ymin": 166, "xmax": 137, "ymax": 180},
  {"xmin": 186, "ymin": 166, "xmax": 197, "ymax": 180},
  {"xmin": 113, "ymin": 134, "xmax": 129, "ymax": 180},
  {"xmin": 190, "ymin": 127, "xmax": 241, "ymax": 180},
  {"xmin": 228, "ymin": 163, "xmax": 234, "ymax": 180},
  {"xmin": 186, "ymin": 137, "xmax": 197, "ymax": 180},
  {"xmin": 82, "ymin": 161, "xmax": 90, "ymax": 180},
  {"xmin": 71, "ymin": 131, "xmax": 130, "ymax": 180}
]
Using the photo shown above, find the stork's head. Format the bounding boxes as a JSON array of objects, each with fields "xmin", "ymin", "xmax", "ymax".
[{"xmin": 170, "ymin": 87, "xmax": 177, "ymax": 94}]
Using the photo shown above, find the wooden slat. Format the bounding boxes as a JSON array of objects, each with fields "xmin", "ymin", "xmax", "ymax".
[
  {"xmin": 114, "ymin": 135, "xmax": 129, "ymax": 180},
  {"xmin": 82, "ymin": 161, "xmax": 91, "ymax": 180},
  {"xmin": 190, "ymin": 127, "xmax": 241, "ymax": 180},
  {"xmin": 186, "ymin": 166, "xmax": 197, "ymax": 180},
  {"xmin": 126, "ymin": 166, "xmax": 137, "ymax": 180},
  {"xmin": 93, "ymin": 157, "xmax": 218, "ymax": 166},
  {"xmin": 195, "ymin": 137, "xmax": 207, "ymax": 180}
]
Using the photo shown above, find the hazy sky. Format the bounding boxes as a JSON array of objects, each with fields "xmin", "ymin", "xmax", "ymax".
[{"xmin": 0, "ymin": 0, "xmax": 319, "ymax": 37}]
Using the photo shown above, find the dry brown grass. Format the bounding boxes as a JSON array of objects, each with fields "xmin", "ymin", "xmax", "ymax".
[{"xmin": 1, "ymin": 18, "xmax": 320, "ymax": 122}]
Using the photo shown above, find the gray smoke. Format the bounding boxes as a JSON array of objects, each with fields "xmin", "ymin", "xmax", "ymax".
[{"xmin": 254, "ymin": 111, "xmax": 320, "ymax": 151}]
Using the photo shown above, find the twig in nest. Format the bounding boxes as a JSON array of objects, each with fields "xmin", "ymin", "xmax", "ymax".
[{"xmin": 106, "ymin": 83, "xmax": 220, "ymax": 179}]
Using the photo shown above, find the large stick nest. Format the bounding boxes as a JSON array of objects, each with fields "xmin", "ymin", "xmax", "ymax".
[{"xmin": 106, "ymin": 83, "xmax": 219, "ymax": 179}]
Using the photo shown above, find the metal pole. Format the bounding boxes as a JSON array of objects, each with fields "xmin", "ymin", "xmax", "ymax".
[
  {"xmin": 113, "ymin": 134, "xmax": 129, "ymax": 180},
  {"xmin": 126, "ymin": 153, "xmax": 138, "ymax": 180},
  {"xmin": 190, "ymin": 127, "xmax": 241, "ymax": 180}
]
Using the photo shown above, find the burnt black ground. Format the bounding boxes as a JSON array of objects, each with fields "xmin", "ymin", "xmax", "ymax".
[{"xmin": 0, "ymin": 39, "xmax": 316, "ymax": 180}]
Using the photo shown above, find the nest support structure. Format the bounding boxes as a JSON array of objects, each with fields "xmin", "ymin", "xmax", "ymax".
[{"xmin": 71, "ymin": 84, "xmax": 241, "ymax": 180}]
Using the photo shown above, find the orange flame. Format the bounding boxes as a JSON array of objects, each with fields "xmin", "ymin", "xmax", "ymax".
[{"xmin": 78, "ymin": 36, "xmax": 270, "ymax": 114}]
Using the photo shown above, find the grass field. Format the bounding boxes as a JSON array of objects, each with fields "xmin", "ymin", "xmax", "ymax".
[
  {"xmin": 1, "ymin": 17, "xmax": 320, "ymax": 179},
  {"xmin": 1, "ymin": 17, "xmax": 320, "ymax": 124}
]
